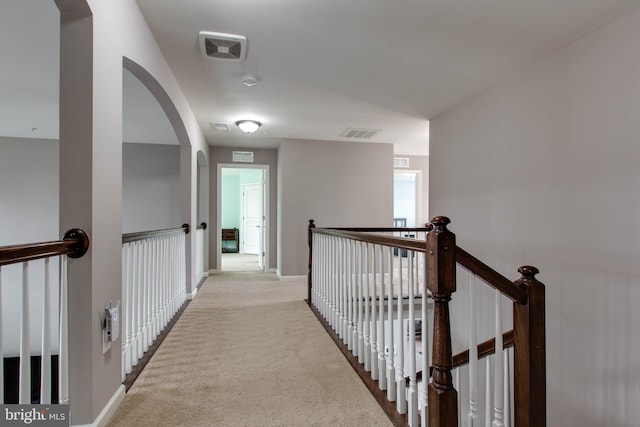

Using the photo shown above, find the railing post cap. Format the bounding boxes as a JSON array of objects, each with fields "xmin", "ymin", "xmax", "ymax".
[
  {"xmin": 518, "ymin": 265, "xmax": 540, "ymax": 278},
  {"xmin": 431, "ymin": 216, "xmax": 451, "ymax": 229}
]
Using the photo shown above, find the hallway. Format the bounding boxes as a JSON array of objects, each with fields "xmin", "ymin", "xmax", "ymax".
[{"xmin": 108, "ymin": 273, "xmax": 392, "ymax": 426}]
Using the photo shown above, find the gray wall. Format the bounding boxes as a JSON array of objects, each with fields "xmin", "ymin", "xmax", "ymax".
[
  {"xmin": 208, "ymin": 146, "xmax": 278, "ymax": 270},
  {"xmin": 122, "ymin": 143, "xmax": 181, "ymax": 233},
  {"xmin": 0, "ymin": 137, "xmax": 60, "ymax": 356},
  {"xmin": 430, "ymin": 7, "xmax": 640, "ymax": 426},
  {"xmin": 278, "ymin": 139, "xmax": 394, "ymax": 276},
  {"xmin": 0, "ymin": 137, "xmax": 58, "ymax": 244}
]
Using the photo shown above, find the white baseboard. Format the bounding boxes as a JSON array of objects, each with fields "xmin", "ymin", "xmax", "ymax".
[
  {"xmin": 267, "ymin": 268, "xmax": 277, "ymax": 273},
  {"xmin": 208, "ymin": 268, "xmax": 218, "ymax": 274},
  {"xmin": 188, "ymin": 287, "xmax": 198, "ymax": 300},
  {"xmin": 72, "ymin": 384, "xmax": 125, "ymax": 427},
  {"xmin": 277, "ymin": 274, "xmax": 307, "ymax": 281}
]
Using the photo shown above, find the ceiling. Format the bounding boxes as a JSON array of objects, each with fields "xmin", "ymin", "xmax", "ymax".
[{"xmin": 2, "ymin": 0, "xmax": 640, "ymax": 155}]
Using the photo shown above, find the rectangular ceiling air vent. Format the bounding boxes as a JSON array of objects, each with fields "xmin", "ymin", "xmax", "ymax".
[
  {"xmin": 394, "ymin": 157, "xmax": 410, "ymax": 168},
  {"xmin": 199, "ymin": 31, "xmax": 247, "ymax": 62},
  {"xmin": 211, "ymin": 122, "xmax": 229, "ymax": 132},
  {"xmin": 340, "ymin": 128, "xmax": 382, "ymax": 139}
]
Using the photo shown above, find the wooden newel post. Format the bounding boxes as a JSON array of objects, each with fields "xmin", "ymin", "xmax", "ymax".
[
  {"xmin": 513, "ymin": 266, "xmax": 546, "ymax": 427},
  {"xmin": 427, "ymin": 216, "xmax": 458, "ymax": 427},
  {"xmin": 307, "ymin": 219, "xmax": 316, "ymax": 302}
]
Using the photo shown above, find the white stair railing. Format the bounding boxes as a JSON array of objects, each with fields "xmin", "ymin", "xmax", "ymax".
[
  {"xmin": 121, "ymin": 226, "xmax": 187, "ymax": 379},
  {"xmin": 308, "ymin": 224, "xmax": 433, "ymax": 426},
  {"xmin": 0, "ymin": 229, "xmax": 89, "ymax": 405}
]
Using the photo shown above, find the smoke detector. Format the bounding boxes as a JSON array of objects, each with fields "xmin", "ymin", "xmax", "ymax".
[{"xmin": 198, "ymin": 31, "xmax": 247, "ymax": 62}]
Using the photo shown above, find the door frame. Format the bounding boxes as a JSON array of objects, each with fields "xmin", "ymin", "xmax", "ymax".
[{"xmin": 217, "ymin": 163, "xmax": 269, "ymax": 271}]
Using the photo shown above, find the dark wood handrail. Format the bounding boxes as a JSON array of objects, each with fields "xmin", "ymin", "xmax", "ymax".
[
  {"xmin": 311, "ymin": 228, "xmax": 428, "ymax": 252},
  {"xmin": 453, "ymin": 329, "xmax": 515, "ymax": 368},
  {"xmin": 330, "ymin": 226, "xmax": 433, "ymax": 233},
  {"xmin": 456, "ymin": 246, "xmax": 527, "ymax": 304},
  {"xmin": 0, "ymin": 228, "xmax": 90, "ymax": 267},
  {"xmin": 196, "ymin": 222, "xmax": 207, "ymax": 230},
  {"xmin": 406, "ymin": 330, "xmax": 515, "ymax": 386},
  {"xmin": 122, "ymin": 224, "xmax": 190, "ymax": 244}
]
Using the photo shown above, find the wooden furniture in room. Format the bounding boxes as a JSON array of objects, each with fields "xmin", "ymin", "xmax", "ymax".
[{"xmin": 221, "ymin": 228, "xmax": 239, "ymax": 253}]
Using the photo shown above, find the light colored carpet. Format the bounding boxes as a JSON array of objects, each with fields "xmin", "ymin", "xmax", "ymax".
[
  {"xmin": 221, "ymin": 253, "xmax": 261, "ymax": 272},
  {"xmin": 108, "ymin": 272, "xmax": 393, "ymax": 427}
]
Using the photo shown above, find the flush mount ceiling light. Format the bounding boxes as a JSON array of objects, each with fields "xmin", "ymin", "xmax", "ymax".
[{"xmin": 235, "ymin": 120, "xmax": 261, "ymax": 134}]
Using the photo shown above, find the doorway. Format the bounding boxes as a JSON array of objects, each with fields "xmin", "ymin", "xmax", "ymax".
[
  {"xmin": 217, "ymin": 164, "xmax": 269, "ymax": 272},
  {"xmin": 394, "ymin": 170, "xmax": 422, "ymax": 227}
]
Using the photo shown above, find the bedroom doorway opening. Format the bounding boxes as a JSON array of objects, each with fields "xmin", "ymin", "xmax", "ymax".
[{"xmin": 218, "ymin": 165, "xmax": 268, "ymax": 272}]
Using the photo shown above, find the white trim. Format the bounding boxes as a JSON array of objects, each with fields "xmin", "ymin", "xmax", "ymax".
[
  {"xmin": 217, "ymin": 163, "xmax": 270, "ymax": 272},
  {"xmin": 187, "ymin": 288, "xmax": 198, "ymax": 300},
  {"xmin": 277, "ymin": 274, "xmax": 307, "ymax": 281},
  {"xmin": 208, "ymin": 268, "xmax": 218, "ymax": 274},
  {"xmin": 267, "ymin": 268, "xmax": 277, "ymax": 273},
  {"xmin": 71, "ymin": 384, "xmax": 125, "ymax": 427}
]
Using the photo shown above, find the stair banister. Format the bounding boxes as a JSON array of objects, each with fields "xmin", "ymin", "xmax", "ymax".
[{"xmin": 426, "ymin": 216, "xmax": 458, "ymax": 427}]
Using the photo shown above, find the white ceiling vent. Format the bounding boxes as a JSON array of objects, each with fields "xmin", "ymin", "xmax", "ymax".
[
  {"xmin": 394, "ymin": 157, "xmax": 410, "ymax": 168},
  {"xmin": 340, "ymin": 128, "xmax": 382, "ymax": 139},
  {"xmin": 198, "ymin": 31, "xmax": 247, "ymax": 61}
]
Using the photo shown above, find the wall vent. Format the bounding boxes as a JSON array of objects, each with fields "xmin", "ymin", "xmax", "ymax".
[
  {"xmin": 198, "ymin": 31, "xmax": 247, "ymax": 62},
  {"xmin": 340, "ymin": 128, "xmax": 382, "ymax": 139},
  {"xmin": 394, "ymin": 157, "xmax": 410, "ymax": 168}
]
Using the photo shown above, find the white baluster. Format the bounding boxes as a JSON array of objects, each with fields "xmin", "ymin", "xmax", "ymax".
[
  {"xmin": 469, "ymin": 273, "xmax": 479, "ymax": 426},
  {"xmin": 339, "ymin": 238, "xmax": 346, "ymax": 340},
  {"xmin": 370, "ymin": 244, "xmax": 378, "ymax": 380},
  {"xmin": 407, "ymin": 252, "xmax": 418, "ymax": 426},
  {"xmin": 0, "ymin": 267, "xmax": 4, "ymax": 403},
  {"xmin": 386, "ymin": 246, "xmax": 396, "ymax": 402},
  {"xmin": 363, "ymin": 242, "xmax": 371, "ymax": 371},
  {"xmin": 338, "ymin": 237, "xmax": 345, "ymax": 339},
  {"xmin": 123, "ymin": 244, "xmax": 132, "ymax": 374},
  {"xmin": 352, "ymin": 240, "xmax": 358, "ymax": 355},
  {"xmin": 129, "ymin": 242, "xmax": 138, "ymax": 368},
  {"xmin": 58, "ymin": 257, "xmax": 69, "ymax": 404},
  {"xmin": 396, "ymin": 252, "xmax": 406, "ymax": 414},
  {"xmin": 377, "ymin": 245, "xmax": 387, "ymax": 391},
  {"xmin": 454, "ymin": 368, "xmax": 461, "ymax": 422},
  {"xmin": 142, "ymin": 240, "xmax": 149, "ymax": 353},
  {"xmin": 137, "ymin": 240, "xmax": 145, "ymax": 361},
  {"xmin": 40, "ymin": 258, "xmax": 52, "ymax": 404},
  {"xmin": 357, "ymin": 242, "xmax": 364, "ymax": 363},
  {"xmin": 493, "ymin": 290, "xmax": 504, "ymax": 427},
  {"xmin": 148, "ymin": 238, "xmax": 155, "ymax": 345},
  {"xmin": 20, "ymin": 262, "xmax": 31, "ymax": 404},
  {"xmin": 333, "ymin": 237, "xmax": 340, "ymax": 331},
  {"xmin": 420, "ymin": 251, "xmax": 429, "ymax": 427},
  {"xmin": 504, "ymin": 348, "xmax": 511, "ymax": 427},
  {"xmin": 346, "ymin": 240, "xmax": 353, "ymax": 351},
  {"xmin": 485, "ymin": 356, "xmax": 492, "ymax": 427}
]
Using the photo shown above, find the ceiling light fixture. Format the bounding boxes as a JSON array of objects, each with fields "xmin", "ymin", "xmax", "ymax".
[{"xmin": 235, "ymin": 120, "xmax": 261, "ymax": 134}]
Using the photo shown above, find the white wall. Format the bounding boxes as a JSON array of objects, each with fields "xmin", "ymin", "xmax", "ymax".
[
  {"xmin": 0, "ymin": 137, "xmax": 60, "ymax": 356},
  {"xmin": 430, "ymin": 7, "xmax": 640, "ymax": 426},
  {"xmin": 122, "ymin": 143, "xmax": 181, "ymax": 233},
  {"xmin": 278, "ymin": 139, "xmax": 394, "ymax": 277}
]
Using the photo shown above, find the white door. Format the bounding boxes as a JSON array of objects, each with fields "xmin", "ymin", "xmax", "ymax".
[{"xmin": 242, "ymin": 183, "xmax": 262, "ymax": 257}]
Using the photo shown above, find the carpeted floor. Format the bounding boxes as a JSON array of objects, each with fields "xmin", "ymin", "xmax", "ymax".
[{"xmin": 108, "ymin": 273, "xmax": 392, "ymax": 427}]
